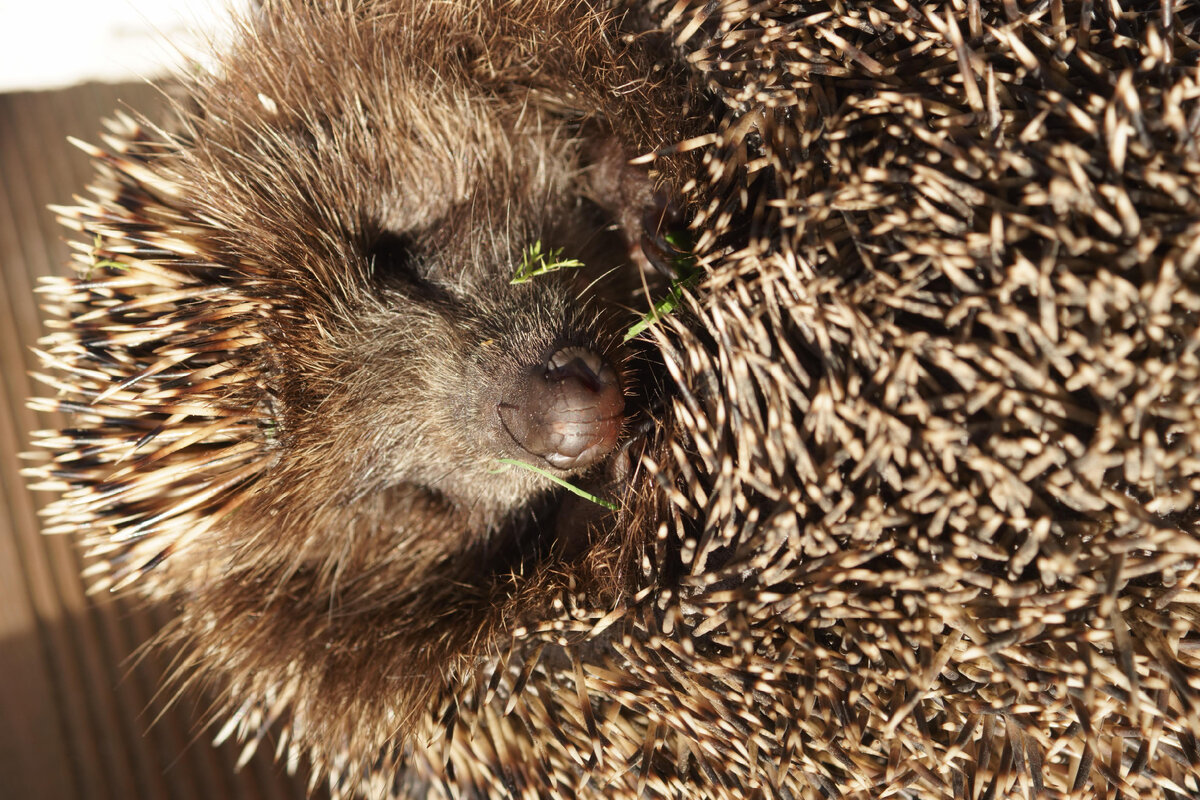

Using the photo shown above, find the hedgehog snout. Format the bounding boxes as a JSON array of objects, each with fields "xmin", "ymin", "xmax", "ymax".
[{"xmin": 497, "ymin": 346, "xmax": 624, "ymax": 471}]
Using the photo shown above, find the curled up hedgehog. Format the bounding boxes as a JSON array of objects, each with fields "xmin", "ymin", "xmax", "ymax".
[{"xmin": 26, "ymin": 0, "xmax": 1200, "ymax": 798}]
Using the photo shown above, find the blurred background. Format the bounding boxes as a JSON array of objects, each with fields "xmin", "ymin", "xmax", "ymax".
[
  {"xmin": 0, "ymin": 0, "xmax": 241, "ymax": 92},
  {"xmin": 0, "ymin": 3, "xmax": 325, "ymax": 798}
]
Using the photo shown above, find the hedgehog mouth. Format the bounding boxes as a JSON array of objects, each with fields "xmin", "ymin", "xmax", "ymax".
[{"xmin": 497, "ymin": 346, "xmax": 625, "ymax": 471}]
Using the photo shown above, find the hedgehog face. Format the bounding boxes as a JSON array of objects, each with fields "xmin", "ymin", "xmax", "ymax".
[{"xmin": 265, "ymin": 192, "xmax": 633, "ymax": 528}]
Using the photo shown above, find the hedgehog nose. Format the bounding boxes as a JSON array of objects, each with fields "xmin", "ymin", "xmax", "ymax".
[{"xmin": 498, "ymin": 346, "xmax": 624, "ymax": 471}]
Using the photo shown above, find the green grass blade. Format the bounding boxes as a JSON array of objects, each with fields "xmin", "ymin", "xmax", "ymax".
[
  {"xmin": 511, "ymin": 241, "xmax": 584, "ymax": 284},
  {"xmin": 493, "ymin": 458, "xmax": 619, "ymax": 511}
]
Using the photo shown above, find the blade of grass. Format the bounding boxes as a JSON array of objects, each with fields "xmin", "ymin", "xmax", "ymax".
[
  {"xmin": 624, "ymin": 229, "xmax": 700, "ymax": 341},
  {"xmin": 86, "ymin": 234, "xmax": 129, "ymax": 277},
  {"xmin": 493, "ymin": 458, "xmax": 618, "ymax": 510},
  {"xmin": 511, "ymin": 241, "xmax": 584, "ymax": 284}
]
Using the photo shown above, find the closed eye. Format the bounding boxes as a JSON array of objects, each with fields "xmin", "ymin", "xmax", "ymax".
[{"xmin": 366, "ymin": 231, "xmax": 419, "ymax": 285}]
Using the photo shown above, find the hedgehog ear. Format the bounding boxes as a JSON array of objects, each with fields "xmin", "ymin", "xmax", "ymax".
[{"xmin": 581, "ymin": 134, "xmax": 682, "ymax": 278}]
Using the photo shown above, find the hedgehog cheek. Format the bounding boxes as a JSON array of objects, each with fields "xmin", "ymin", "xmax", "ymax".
[{"xmin": 496, "ymin": 346, "xmax": 624, "ymax": 471}]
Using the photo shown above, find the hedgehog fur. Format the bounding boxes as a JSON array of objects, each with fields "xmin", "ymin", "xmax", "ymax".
[{"xmin": 27, "ymin": 0, "xmax": 1200, "ymax": 798}]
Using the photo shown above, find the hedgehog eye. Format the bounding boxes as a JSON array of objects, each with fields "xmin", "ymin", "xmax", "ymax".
[{"xmin": 366, "ymin": 231, "xmax": 419, "ymax": 284}]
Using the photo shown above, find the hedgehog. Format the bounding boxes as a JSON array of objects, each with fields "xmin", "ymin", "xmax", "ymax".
[{"xmin": 26, "ymin": 0, "xmax": 1200, "ymax": 798}]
